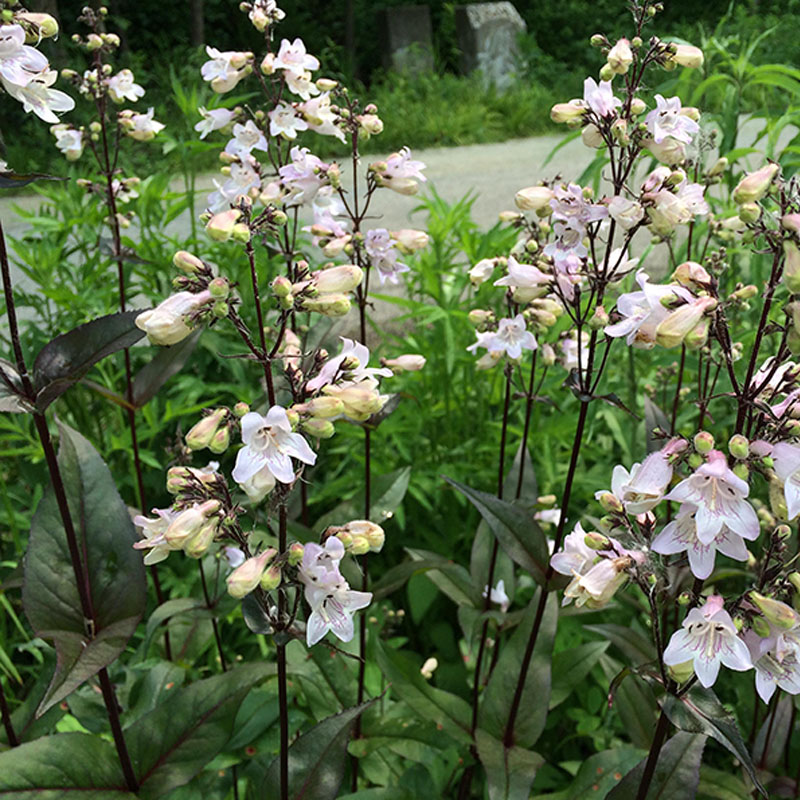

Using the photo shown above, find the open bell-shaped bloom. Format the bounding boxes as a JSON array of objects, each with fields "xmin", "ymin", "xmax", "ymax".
[
  {"xmin": 663, "ymin": 595, "xmax": 753, "ymax": 687},
  {"xmin": 605, "ymin": 450, "xmax": 672, "ymax": 514},
  {"xmin": 583, "ymin": 77, "xmax": 621, "ymax": 118},
  {"xmin": 645, "ymin": 94, "xmax": 699, "ymax": 145},
  {"xmin": 132, "ymin": 508, "xmax": 179, "ymax": 565},
  {"xmin": 651, "ymin": 503, "xmax": 753, "ymax": 580},
  {"xmin": 743, "ymin": 630, "xmax": 800, "ymax": 704},
  {"xmin": 306, "ymin": 337, "xmax": 392, "ymax": 393},
  {"xmin": 665, "ymin": 450, "xmax": 759, "ymax": 544},
  {"xmin": 771, "ymin": 442, "xmax": 800, "ymax": 520},
  {"xmin": 232, "ymin": 407, "xmax": 316, "ymax": 486}
]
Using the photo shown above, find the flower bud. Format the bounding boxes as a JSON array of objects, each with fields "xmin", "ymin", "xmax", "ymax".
[
  {"xmin": 598, "ymin": 63, "xmax": 615, "ymax": 81},
  {"xmin": 784, "ymin": 240, "xmax": 800, "ymax": 294},
  {"xmin": 731, "ymin": 285, "xmax": 758, "ymax": 301},
  {"xmin": 165, "ymin": 500, "xmax": 220, "ymax": 549},
  {"xmin": 550, "ymin": 101, "xmax": 586, "ymax": 124},
  {"xmin": 738, "ymin": 202, "xmax": 761, "ymax": 224},
  {"xmin": 260, "ymin": 563, "xmax": 282, "ymax": 591},
  {"xmin": 468, "ymin": 308, "xmax": 494, "ymax": 328},
  {"xmin": 607, "ymin": 38, "xmax": 633, "ymax": 74},
  {"xmin": 381, "ymin": 354, "xmax": 426, "ymax": 371},
  {"xmin": 498, "ymin": 210, "xmax": 524, "ymax": 224},
  {"xmin": 324, "ymin": 385, "xmax": 384, "ymax": 416},
  {"xmin": 349, "ymin": 534, "xmax": 370, "ymax": 555},
  {"xmin": 597, "ymin": 492, "xmax": 624, "ymax": 513},
  {"xmin": 288, "ymin": 542, "xmax": 304, "ymax": 566},
  {"xmin": 86, "ymin": 33, "xmax": 103, "ymax": 50},
  {"xmin": 788, "ymin": 572, "xmax": 800, "ymax": 594},
  {"xmin": 206, "ymin": 209, "xmax": 242, "ymax": 242},
  {"xmin": 688, "ymin": 452, "xmax": 704, "ymax": 469},
  {"xmin": 317, "ymin": 78, "xmax": 338, "ymax": 91},
  {"xmin": 166, "ymin": 466, "xmax": 193, "ymax": 494},
  {"xmin": 469, "ymin": 259, "xmax": 496, "ymax": 285},
  {"xmin": 669, "ymin": 43, "xmax": 704, "ymax": 69},
  {"xmin": 693, "ymin": 431, "xmax": 714, "ymax": 454},
  {"xmin": 184, "ymin": 518, "xmax": 219, "ymax": 558},
  {"xmin": 630, "ymin": 97, "xmax": 647, "ymax": 115},
  {"xmin": 300, "ymin": 293, "xmax": 351, "ymax": 316},
  {"xmin": 581, "ymin": 123, "xmax": 604, "ymax": 148},
  {"xmin": 749, "ymin": 591, "xmax": 800, "ymax": 629},
  {"xmin": 655, "ymin": 297, "xmax": 717, "ymax": 349},
  {"xmin": 301, "ymin": 418, "xmax": 336, "ymax": 438},
  {"xmin": 584, "ymin": 531, "xmax": 611, "ymax": 550},
  {"xmin": 728, "ymin": 434, "xmax": 749, "ymax": 460},
  {"xmin": 672, "ymin": 261, "xmax": 711, "ymax": 288},
  {"xmin": 226, "ymin": 549, "xmax": 274, "ymax": 599},
  {"xmin": 17, "ymin": 12, "xmax": 59, "ymax": 39},
  {"xmin": 208, "ymin": 426, "xmax": 230, "ymax": 454},
  {"xmin": 515, "ymin": 186, "xmax": 554, "ymax": 212},
  {"xmin": 311, "ymin": 265, "xmax": 363, "ymax": 293},
  {"xmin": 708, "ymin": 157, "xmax": 728, "ymax": 177},
  {"xmin": 231, "ymin": 222, "xmax": 251, "ymax": 243},
  {"xmin": 336, "ymin": 530, "xmax": 353, "ymax": 549},
  {"xmin": 186, "ymin": 408, "xmax": 228, "ymax": 450},
  {"xmin": 420, "ymin": 657, "xmax": 438, "ymax": 679},
  {"xmin": 173, "ymin": 250, "xmax": 204, "ymax": 274},
  {"xmin": 611, "ymin": 118, "xmax": 629, "ymax": 145},
  {"xmin": 750, "ymin": 614, "xmax": 771, "ymax": 638},
  {"xmin": 301, "ymin": 396, "xmax": 345, "ymax": 418},
  {"xmin": 390, "ymin": 229, "xmax": 429, "ymax": 253},
  {"xmin": 588, "ymin": 305, "xmax": 609, "ymax": 329},
  {"xmin": 733, "ymin": 163, "xmax": 779, "ymax": 204},
  {"xmin": 684, "ymin": 319, "xmax": 710, "ymax": 351},
  {"xmin": 732, "ymin": 462, "xmax": 749, "ymax": 481}
]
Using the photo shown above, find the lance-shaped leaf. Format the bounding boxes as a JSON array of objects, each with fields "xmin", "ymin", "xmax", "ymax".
[
  {"xmin": 376, "ymin": 641, "xmax": 472, "ymax": 746},
  {"xmin": 478, "ymin": 591, "xmax": 557, "ymax": 749},
  {"xmin": 407, "ymin": 547, "xmax": 480, "ymax": 607},
  {"xmin": 132, "ymin": 329, "xmax": 201, "ymax": 407},
  {"xmin": 0, "ymin": 731, "xmax": 137, "ymax": 796},
  {"xmin": 127, "ymin": 664, "xmax": 271, "ymax": 799},
  {"xmin": 0, "ymin": 171, "xmax": 65, "ymax": 190},
  {"xmin": 607, "ymin": 731, "xmax": 706, "ymax": 799},
  {"xmin": 444, "ymin": 477, "xmax": 548, "ymax": 585},
  {"xmin": 663, "ymin": 686, "xmax": 766, "ymax": 797},
  {"xmin": 753, "ymin": 692, "xmax": 793, "ymax": 772},
  {"xmin": 563, "ymin": 747, "xmax": 646, "ymax": 799},
  {"xmin": 32, "ymin": 311, "xmax": 145, "ymax": 410},
  {"xmin": 22, "ymin": 421, "xmax": 146, "ymax": 715},
  {"xmin": 0, "ymin": 358, "xmax": 31, "ymax": 413},
  {"xmin": 255, "ymin": 700, "xmax": 375, "ymax": 800},
  {"xmin": 550, "ymin": 640, "xmax": 610, "ymax": 709},
  {"xmin": 475, "ymin": 729, "xmax": 544, "ymax": 800}
]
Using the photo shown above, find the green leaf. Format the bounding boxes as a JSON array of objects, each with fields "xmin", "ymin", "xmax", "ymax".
[
  {"xmin": 0, "ymin": 731, "xmax": 136, "ymax": 796},
  {"xmin": 32, "ymin": 311, "xmax": 145, "ymax": 410},
  {"xmin": 663, "ymin": 686, "xmax": 766, "ymax": 797},
  {"xmin": 128, "ymin": 664, "xmax": 271, "ymax": 799},
  {"xmin": 549, "ymin": 641, "xmax": 610, "ymax": 709},
  {"xmin": 256, "ymin": 701, "xmax": 375, "ymax": 800},
  {"xmin": 0, "ymin": 171, "xmax": 65, "ymax": 190},
  {"xmin": 371, "ymin": 555, "xmax": 467, "ymax": 601},
  {"xmin": 376, "ymin": 641, "xmax": 472, "ymax": 746},
  {"xmin": 563, "ymin": 747, "xmax": 646, "ymax": 799},
  {"xmin": 696, "ymin": 766, "xmax": 751, "ymax": 799},
  {"xmin": 607, "ymin": 731, "xmax": 706, "ymax": 799},
  {"xmin": 475, "ymin": 729, "xmax": 544, "ymax": 800},
  {"xmin": 22, "ymin": 421, "xmax": 146, "ymax": 715},
  {"xmin": 407, "ymin": 548, "xmax": 479, "ymax": 607},
  {"xmin": 479, "ymin": 591, "xmax": 557, "ymax": 749},
  {"xmin": 142, "ymin": 598, "xmax": 211, "ymax": 655},
  {"xmin": 444, "ymin": 477, "xmax": 548, "ymax": 585},
  {"xmin": 132, "ymin": 330, "xmax": 201, "ymax": 407},
  {"xmin": 585, "ymin": 623, "xmax": 656, "ymax": 666},
  {"xmin": 753, "ymin": 693, "xmax": 793, "ymax": 772}
]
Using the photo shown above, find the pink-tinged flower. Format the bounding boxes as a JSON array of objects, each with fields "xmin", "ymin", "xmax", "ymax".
[
  {"xmin": 232, "ymin": 407, "xmax": 317, "ymax": 485},
  {"xmin": 583, "ymin": 77, "xmax": 621, "ymax": 118},
  {"xmin": 3, "ymin": 68, "xmax": 73, "ymax": 123},
  {"xmin": 364, "ymin": 228, "xmax": 408, "ymax": 284},
  {"xmin": 123, "ymin": 107, "xmax": 165, "ymax": 141},
  {"xmin": 647, "ymin": 180, "xmax": 708, "ymax": 235},
  {"xmin": 194, "ymin": 106, "xmax": 235, "ymax": 139},
  {"xmin": 559, "ymin": 330, "xmax": 589, "ymax": 373},
  {"xmin": 269, "ymin": 101, "xmax": 308, "ymax": 139},
  {"xmin": 298, "ymin": 539, "xmax": 371, "ymax": 646},
  {"xmin": 285, "ymin": 69, "xmax": 319, "ymax": 100},
  {"xmin": 132, "ymin": 508, "xmax": 179, "ymax": 565},
  {"xmin": 771, "ymin": 442, "xmax": 800, "ymax": 520},
  {"xmin": 299, "ymin": 92, "xmax": 345, "ymax": 142},
  {"xmin": 306, "ymin": 337, "xmax": 392, "ymax": 392},
  {"xmin": 224, "ymin": 120, "xmax": 268, "ymax": 157},
  {"xmin": 605, "ymin": 450, "xmax": 673, "ymax": 514},
  {"xmin": 201, "ymin": 47, "xmax": 251, "ymax": 93},
  {"xmin": 544, "ymin": 218, "xmax": 588, "ymax": 267},
  {"xmin": 646, "ymin": 95, "xmax": 699, "ymax": 144},
  {"xmin": 563, "ymin": 556, "xmax": 629, "ymax": 608},
  {"xmin": 550, "ymin": 183, "xmax": 608, "ymax": 228},
  {"xmin": 664, "ymin": 595, "xmax": 752, "ymax": 687},
  {"xmin": 743, "ymin": 630, "xmax": 800, "ymax": 703},
  {"xmin": 494, "ymin": 255, "xmax": 551, "ymax": 290},
  {"xmin": 278, "ymin": 146, "xmax": 329, "ymax": 205},
  {"xmin": 0, "ymin": 24, "xmax": 48, "ymax": 87},
  {"xmin": 665, "ymin": 450, "xmax": 759, "ymax": 543},
  {"xmin": 608, "ymin": 196, "xmax": 644, "ymax": 230},
  {"xmin": 550, "ymin": 522, "xmax": 595, "ymax": 577},
  {"xmin": 468, "ymin": 315, "xmax": 537, "ymax": 360},
  {"xmin": 384, "ymin": 146, "xmax": 426, "ymax": 182},
  {"xmin": 207, "ymin": 157, "xmax": 261, "ymax": 212},
  {"xmin": 136, "ymin": 290, "xmax": 212, "ymax": 345},
  {"xmin": 644, "ymin": 136, "xmax": 687, "ymax": 166},
  {"xmin": 651, "ymin": 504, "xmax": 754, "ymax": 579},
  {"xmin": 107, "ymin": 68, "xmax": 144, "ymax": 103},
  {"xmin": 274, "ymin": 38, "xmax": 320, "ymax": 75},
  {"xmin": 483, "ymin": 579, "xmax": 510, "ymax": 613},
  {"xmin": 655, "ymin": 295, "xmax": 717, "ymax": 349}
]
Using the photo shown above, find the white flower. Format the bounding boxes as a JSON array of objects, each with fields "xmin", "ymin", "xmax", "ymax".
[
  {"xmin": 136, "ymin": 290, "xmax": 212, "ymax": 345},
  {"xmin": 0, "ymin": 24, "xmax": 48, "ymax": 88},
  {"xmin": 232, "ymin": 407, "xmax": 317, "ymax": 486},
  {"xmin": 274, "ymin": 38, "xmax": 320, "ymax": 75},
  {"xmin": 306, "ymin": 337, "xmax": 392, "ymax": 392},
  {"xmin": 107, "ymin": 69, "xmax": 144, "ymax": 103},
  {"xmin": 201, "ymin": 46, "xmax": 250, "ymax": 93},
  {"xmin": 663, "ymin": 595, "xmax": 753, "ymax": 687},
  {"xmin": 494, "ymin": 255, "xmax": 550, "ymax": 290},
  {"xmin": 550, "ymin": 522, "xmax": 595, "ymax": 576},
  {"xmin": 299, "ymin": 92, "xmax": 344, "ymax": 141},
  {"xmin": 771, "ymin": 442, "xmax": 800, "ymax": 520},
  {"xmin": 651, "ymin": 504, "xmax": 753, "ymax": 579},
  {"xmin": 563, "ymin": 557, "xmax": 629, "ymax": 608},
  {"xmin": 240, "ymin": 465, "xmax": 277, "ymax": 504},
  {"xmin": 470, "ymin": 315, "xmax": 537, "ymax": 360},
  {"xmin": 132, "ymin": 508, "xmax": 179, "ymax": 565},
  {"xmin": 285, "ymin": 69, "xmax": 319, "ymax": 100},
  {"xmin": 483, "ymin": 579, "xmax": 510, "ymax": 612},
  {"xmin": 743, "ymin": 630, "xmax": 800, "ymax": 704},
  {"xmin": 52, "ymin": 126, "xmax": 83, "ymax": 161},
  {"xmin": 583, "ymin": 77, "xmax": 621, "ymax": 118},
  {"xmin": 124, "ymin": 107, "xmax": 165, "ymax": 141},
  {"xmin": 384, "ymin": 147, "xmax": 426, "ymax": 182},
  {"xmin": 224, "ymin": 120, "xmax": 268, "ymax": 157},
  {"xmin": 269, "ymin": 101, "xmax": 308, "ymax": 139},
  {"xmin": 646, "ymin": 94, "xmax": 699, "ymax": 145},
  {"xmin": 3, "ymin": 67, "xmax": 74, "ymax": 123},
  {"xmin": 194, "ymin": 106, "xmax": 235, "ymax": 139},
  {"xmin": 550, "ymin": 183, "xmax": 607, "ymax": 228},
  {"xmin": 605, "ymin": 270, "xmax": 680, "ymax": 347},
  {"xmin": 608, "ymin": 196, "xmax": 644, "ymax": 230},
  {"xmin": 207, "ymin": 157, "xmax": 261, "ymax": 213},
  {"xmin": 279, "ymin": 146, "xmax": 328, "ymax": 205},
  {"xmin": 665, "ymin": 450, "xmax": 759, "ymax": 543},
  {"xmin": 605, "ymin": 450, "xmax": 673, "ymax": 514},
  {"xmin": 364, "ymin": 228, "xmax": 408, "ymax": 284}
]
